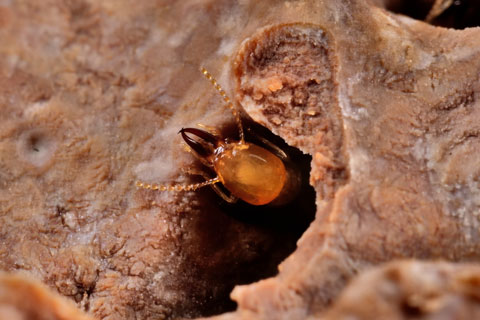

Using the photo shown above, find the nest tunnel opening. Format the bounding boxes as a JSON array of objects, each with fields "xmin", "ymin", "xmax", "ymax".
[
  {"xmin": 182, "ymin": 119, "xmax": 317, "ymax": 319},
  {"xmin": 181, "ymin": 22, "xmax": 346, "ymax": 318},
  {"xmin": 382, "ymin": 0, "xmax": 434, "ymax": 20},
  {"xmin": 382, "ymin": 0, "xmax": 480, "ymax": 29}
]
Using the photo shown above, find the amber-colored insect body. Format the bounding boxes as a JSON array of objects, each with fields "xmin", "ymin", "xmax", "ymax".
[{"xmin": 136, "ymin": 67, "xmax": 294, "ymax": 206}]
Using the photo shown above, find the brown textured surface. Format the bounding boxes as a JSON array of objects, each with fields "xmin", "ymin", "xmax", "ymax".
[
  {"xmin": 219, "ymin": 3, "xmax": 480, "ymax": 319},
  {"xmin": 0, "ymin": 1, "xmax": 315, "ymax": 319},
  {"xmin": 321, "ymin": 261, "xmax": 480, "ymax": 320},
  {"xmin": 0, "ymin": 272, "xmax": 93, "ymax": 320},
  {"xmin": 1, "ymin": 0, "xmax": 480, "ymax": 320}
]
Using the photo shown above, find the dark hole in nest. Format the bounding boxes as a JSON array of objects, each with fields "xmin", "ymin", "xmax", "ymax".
[
  {"xmin": 383, "ymin": 0, "xmax": 480, "ymax": 29},
  {"xmin": 429, "ymin": 0, "xmax": 480, "ymax": 29},
  {"xmin": 383, "ymin": 0, "xmax": 434, "ymax": 21},
  {"xmin": 187, "ymin": 119, "xmax": 317, "ymax": 318},
  {"xmin": 28, "ymin": 134, "xmax": 42, "ymax": 152},
  {"xmin": 401, "ymin": 299, "xmax": 424, "ymax": 317}
]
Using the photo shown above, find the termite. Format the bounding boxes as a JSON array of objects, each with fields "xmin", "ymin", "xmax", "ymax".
[{"xmin": 135, "ymin": 67, "xmax": 300, "ymax": 206}]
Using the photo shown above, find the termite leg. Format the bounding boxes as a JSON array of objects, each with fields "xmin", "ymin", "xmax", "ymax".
[
  {"xmin": 246, "ymin": 127, "xmax": 288, "ymax": 160},
  {"xmin": 184, "ymin": 168, "xmax": 238, "ymax": 204},
  {"xmin": 209, "ymin": 183, "xmax": 238, "ymax": 203}
]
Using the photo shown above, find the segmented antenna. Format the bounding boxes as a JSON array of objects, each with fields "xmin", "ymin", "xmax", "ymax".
[
  {"xmin": 200, "ymin": 67, "xmax": 245, "ymax": 143},
  {"xmin": 135, "ymin": 177, "xmax": 220, "ymax": 192}
]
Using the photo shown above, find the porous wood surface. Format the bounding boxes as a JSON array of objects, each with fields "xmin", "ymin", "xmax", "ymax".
[
  {"xmin": 321, "ymin": 261, "xmax": 480, "ymax": 320},
  {"xmin": 0, "ymin": 0, "xmax": 480, "ymax": 319}
]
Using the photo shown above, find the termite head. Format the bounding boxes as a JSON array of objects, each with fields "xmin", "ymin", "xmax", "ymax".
[{"xmin": 179, "ymin": 127, "xmax": 222, "ymax": 161}]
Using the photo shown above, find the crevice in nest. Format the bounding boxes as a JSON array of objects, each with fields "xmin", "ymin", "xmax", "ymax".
[
  {"xmin": 382, "ymin": 0, "xmax": 480, "ymax": 29},
  {"xmin": 188, "ymin": 119, "xmax": 317, "ymax": 319}
]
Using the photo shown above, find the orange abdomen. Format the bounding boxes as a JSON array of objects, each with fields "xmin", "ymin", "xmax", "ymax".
[{"xmin": 214, "ymin": 144, "xmax": 286, "ymax": 205}]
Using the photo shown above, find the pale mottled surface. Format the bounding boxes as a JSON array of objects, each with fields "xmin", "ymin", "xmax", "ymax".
[
  {"xmin": 0, "ymin": 272, "xmax": 93, "ymax": 320},
  {"xmin": 321, "ymin": 261, "xmax": 480, "ymax": 320},
  {"xmin": 0, "ymin": 0, "xmax": 480, "ymax": 320},
  {"xmin": 0, "ymin": 1, "xmax": 315, "ymax": 319}
]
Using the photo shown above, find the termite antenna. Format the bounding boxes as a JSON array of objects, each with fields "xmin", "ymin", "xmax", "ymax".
[
  {"xmin": 135, "ymin": 177, "xmax": 220, "ymax": 192},
  {"xmin": 200, "ymin": 67, "xmax": 245, "ymax": 144}
]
